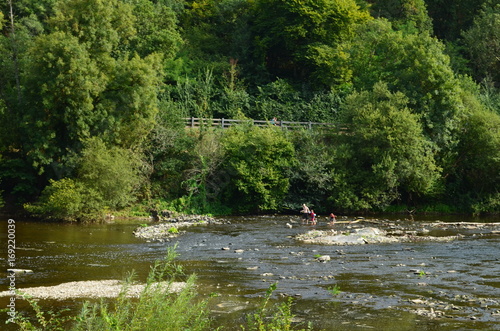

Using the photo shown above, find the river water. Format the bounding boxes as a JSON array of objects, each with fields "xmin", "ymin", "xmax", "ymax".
[{"xmin": 1, "ymin": 214, "xmax": 499, "ymax": 330}]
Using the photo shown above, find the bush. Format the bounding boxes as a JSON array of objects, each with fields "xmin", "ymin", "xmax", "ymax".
[
  {"xmin": 24, "ymin": 178, "xmax": 103, "ymax": 222},
  {"xmin": 78, "ymin": 137, "xmax": 145, "ymax": 209},
  {"xmin": 24, "ymin": 137, "xmax": 146, "ymax": 221},
  {"xmin": 220, "ymin": 125, "xmax": 296, "ymax": 213},
  {"xmin": 328, "ymin": 82, "xmax": 440, "ymax": 211}
]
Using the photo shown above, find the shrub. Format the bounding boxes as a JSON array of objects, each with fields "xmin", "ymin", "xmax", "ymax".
[
  {"xmin": 24, "ymin": 178, "xmax": 103, "ymax": 221},
  {"xmin": 220, "ymin": 125, "xmax": 296, "ymax": 213},
  {"xmin": 78, "ymin": 137, "xmax": 144, "ymax": 209},
  {"xmin": 243, "ymin": 282, "xmax": 312, "ymax": 331}
]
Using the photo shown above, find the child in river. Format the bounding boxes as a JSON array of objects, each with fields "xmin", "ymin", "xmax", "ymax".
[
  {"xmin": 329, "ymin": 213, "xmax": 336, "ymax": 226},
  {"xmin": 310, "ymin": 210, "xmax": 316, "ymax": 225}
]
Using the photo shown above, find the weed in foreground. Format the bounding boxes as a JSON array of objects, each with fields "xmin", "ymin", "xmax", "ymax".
[{"xmin": 241, "ymin": 282, "xmax": 312, "ymax": 331}]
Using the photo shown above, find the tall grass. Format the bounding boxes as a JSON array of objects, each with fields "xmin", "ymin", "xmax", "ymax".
[{"xmin": 71, "ymin": 247, "xmax": 211, "ymax": 331}]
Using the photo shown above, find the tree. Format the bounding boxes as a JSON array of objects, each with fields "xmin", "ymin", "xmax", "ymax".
[
  {"xmin": 220, "ymin": 125, "xmax": 295, "ymax": 213},
  {"xmin": 251, "ymin": 0, "xmax": 370, "ymax": 88},
  {"xmin": 348, "ymin": 19, "xmax": 466, "ymax": 156},
  {"xmin": 426, "ymin": 0, "xmax": 487, "ymax": 41},
  {"xmin": 124, "ymin": 0, "xmax": 182, "ymax": 61},
  {"xmin": 78, "ymin": 137, "xmax": 144, "ymax": 209},
  {"xmin": 462, "ymin": 0, "xmax": 500, "ymax": 85},
  {"xmin": 22, "ymin": 31, "xmax": 104, "ymax": 170},
  {"xmin": 329, "ymin": 82, "xmax": 440, "ymax": 211},
  {"xmin": 174, "ymin": 0, "xmax": 253, "ymax": 84},
  {"xmin": 48, "ymin": 0, "xmax": 136, "ymax": 59},
  {"xmin": 368, "ymin": 0, "xmax": 432, "ymax": 34},
  {"xmin": 287, "ymin": 130, "xmax": 338, "ymax": 213},
  {"xmin": 446, "ymin": 105, "xmax": 500, "ymax": 213},
  {"xmin": 20, "ymin": 0, "xmax": 164, "ymax": 178}
]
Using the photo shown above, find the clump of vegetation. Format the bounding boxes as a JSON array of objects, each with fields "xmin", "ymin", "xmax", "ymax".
[
  {"xmin": 243, "ymin": 282, "xmax": 312, "ymax": 331},
  {"xmin": 168, "ymin": 226, "xmax": 179, "ymax": 234},
  {"xmin": 328, "ymin": 284, "xmax": 342, "ymax": 296}
]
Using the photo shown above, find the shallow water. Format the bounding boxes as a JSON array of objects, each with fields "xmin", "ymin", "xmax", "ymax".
[{"xmin": 1, "ymin": 214, "xmax": 499, "ymax": 330}]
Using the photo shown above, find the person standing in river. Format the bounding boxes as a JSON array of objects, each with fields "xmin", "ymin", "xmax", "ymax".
[
  {"xmin": 310, "ymin": 210, "xmax": 317, "ymax": 225},
  {"xmin": 329, "ymin": 213, "xmax": 336, "ymax": 226},
  {"xmin": 301, "ymin": 204, "xmax": 310, "ymax": 223}
]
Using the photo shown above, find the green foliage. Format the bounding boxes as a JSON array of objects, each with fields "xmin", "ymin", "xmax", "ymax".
[
  {"xmin": 8, "ymin": 292, "xmax": 72, "ymax": 330},
  {"xmin": 24, "ymin": 178, "xmax": 101, "ymax": 221},
  {"xmin": 0, "ymin": 158, "xmax": 39, "ymax": 203},
  {"xmin": 327, "ymin": 284, "xmax": 342, "ymax": 296},
  {"xmin": 286, "ymin": 130, "xmax": 338, "ymax": 213},
  {"xmin": 370, "ymin": 0, "xmax": 432, "ymax": 34},
  {"xmin": 220, "ymin": 125, "xmax": 296, "ymax": 213},
  {"xmin": 330, "ymin": 82, "xmax": 440, "ymax": 211},
  {"xmin": 472, "ymin": 193, "xmax": 500, "ymax": 215},
  {"xmin": 147, "ymin": 104, "xmax": 197, "ymax": 202},
  {"xmin": 251, "ymin": 0, "xmax": 370, "ymax": 88},
  {"xmin": 99, "ymin": 53, "xmax": 163, "ymax": 148},
  {"xmin": 24, "ymin": 138, "xmax": 145, "ymax": 220},
  {"xmin": 243, "ymin": 282, "xmax": 311, "ymax": 331},
  {"xmin": 23, "ymin": 30, "xmax": 104, "ymax": 169},
  {"xmin": 478, "ymin": 78, "xmax": 500, "ymax": 115},
  {"xmin": 124, "ymin": 0, "xmax": 182, "ymax": 60},
  {"xmin": 17, "ymin": 0, "xmax": 163, "ymax": 180},
  {"xmin": 426, "ymin": 0, "xmax": 487, "ymax": 41},
  {"xmin": 78, "ymin": 137, "xmax": 144, "ymax": 209},
  {"xmin": 462, "ymin": 0, "xmax": 500, "ymax": 85},
  {"xmin": 251, "ymin": 79, "xmax": 346, "ymax": 123},
  {"xmin": 1, "ymin": 0, "xmax": 500, "ymax": 215},
  {"xmin": 348, "ymin": 19, "xmax": 466, "ymax": 156},
  {"xmin": 445, "ymin": 106, "xmax": 500, "ymax": 212},
  {"xmin": 49, "ymin": 0, "xmax": 136, "ymax": 56},
  {"xmin": 168, "ymin": 226, "xmax": 179, "ymax": 234}
]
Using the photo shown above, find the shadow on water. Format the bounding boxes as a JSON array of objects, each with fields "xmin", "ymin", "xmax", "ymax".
[{"xmin": 1, "ymin": 214, "xmax": 499, "ymax": 330}]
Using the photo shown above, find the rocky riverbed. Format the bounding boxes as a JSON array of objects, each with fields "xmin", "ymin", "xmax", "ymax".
[
  {"xmin": 296, "ymin": 226, "xmax": 458, "ymax": 245},
  {"xmin": 133, "ymin": 214, "xmax": 225, "ymax": 241},
  {"xmin": 2, "ymin": 215, "xmax": 500, "ymax": 330},
  {"xmin": 295, "ymin": 218, "xmax": 500, "ymax": 245}
]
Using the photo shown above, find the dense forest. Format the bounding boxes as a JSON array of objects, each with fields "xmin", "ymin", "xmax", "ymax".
[{"xmin": 0, "ymin": 0, "xmax": 499, "ymax": 220}]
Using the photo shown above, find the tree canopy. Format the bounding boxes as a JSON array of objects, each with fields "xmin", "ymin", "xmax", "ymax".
[{"xmin": 1, "ymin": 0, "xmax": 499, "ymax": 218}]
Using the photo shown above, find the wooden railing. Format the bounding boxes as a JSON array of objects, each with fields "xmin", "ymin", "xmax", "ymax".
[{"xmin": 184, "ymin": 117, "xmax": 341, "ymax": 130}]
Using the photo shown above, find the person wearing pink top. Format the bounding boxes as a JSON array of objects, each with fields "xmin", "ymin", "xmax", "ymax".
[
  {"xmin": 310, "ymin": 210, "xmax": 316, "ymax": 225},
  {"xmin": 329, "ymin": 213, "xmax": 336, "ymax": 225}
]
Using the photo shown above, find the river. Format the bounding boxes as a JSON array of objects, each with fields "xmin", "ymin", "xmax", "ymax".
[{"xmin": 1, "ymin": 214, "xmax": 499, "ymax": 330}]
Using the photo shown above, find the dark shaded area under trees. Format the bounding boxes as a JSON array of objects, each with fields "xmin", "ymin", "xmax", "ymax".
[{"xmin": 0, "ymin": 0, "xmax": 499, "ymax": 220}]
